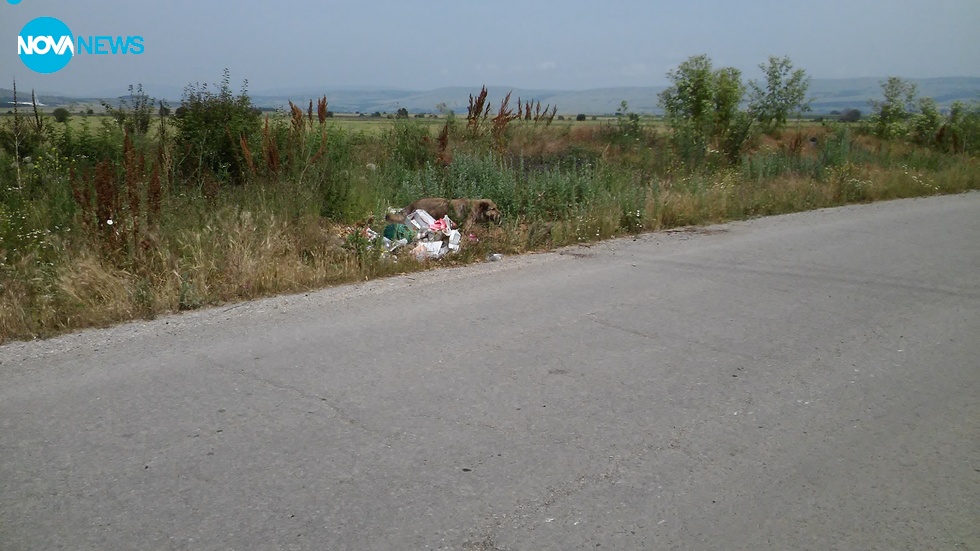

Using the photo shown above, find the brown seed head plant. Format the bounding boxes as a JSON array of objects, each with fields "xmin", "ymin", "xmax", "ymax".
[
  {"xmin": 317, "ymin": 96, "xmax": 328, "ymax": 125},
  {"xmin": 240, "ymin": 133, "xmax": 256, "ymax": 176},
  {"xmin": 262, "ymin": 116, "xmax": 281, "ymax": 173},
  {"xmin": 123, "ymin": 131, "xmax": 144, "ymax": 254},
  {"xmin": 467, "ymin": 86, "xmax": 491, "ymax": 136},
  {"xmin": 436, "ymin": 121, "xmax": 452, "ymax": 166},
  {"xmin": 309, "ymin": 96, "xmax": 330, "ymax": 164},
  {"xmin": 93, "ymin": 159, "xmax": 120, "ymax": 252},
  {"xmin": 492, "ymin": 91, "xmax": 519, "ymax": 149},
  {"xmin": 70, "ymin": 164, "xmax": 93, "ymax": 232},
  {"xmin": 288, "ymin": 101, "xmax": 305, "ymax": 135}
]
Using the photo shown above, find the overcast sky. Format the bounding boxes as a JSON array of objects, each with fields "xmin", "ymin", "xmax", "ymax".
[{"xmin": 3, "ymin": 0, "xmax": 979, "ymax": 98}]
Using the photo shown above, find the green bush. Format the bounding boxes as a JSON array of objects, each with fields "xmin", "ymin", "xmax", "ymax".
[
  {"xmin": 910, "ymin": 97, "xmax": 943, "ymax": 147},
  {"xmin": 382, "ymin": 119, "xmax": 435, "ymax": 171},
  {"xmin": 172, "ymin": 69, "xmax": 260, "ymax": 185},
  {"xmin": 102, "ymin": 84, "xmax": 153, "ymax": 137},
  {"xmin": 599, "ymin": 101, "xmax": 645, "ymax": 149},
  {"xmin": 0, "ymin": 115, "xmax": 46, "ymax": 162},
  {"xmin": 938, "ymin": 100, "xmax": 980, "ymax": 154},
  {"xmin": 52, "ymin": 108, "xmax": 71, "ymax": 123},
  {"xmin": 53, "ymin": 117, "xmax": 125, "ymax": 166},
  {"xmin": 869, "ymin": 77, "xmax": 918, "ymax": 140}
]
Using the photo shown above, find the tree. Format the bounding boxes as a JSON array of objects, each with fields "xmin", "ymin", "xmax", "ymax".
[
  {"xmin": 839, "ymin": 109, "xmax": 861, "ymax": 123},
  {"xmin": 576, "ymin": 113, "xmax": 587, "ymax": 121},
  {"xmin": 942, "ymin": 100, "xmax": 980, "ymax": 154},
  {"xmin": 713, "ymin": 67, "xmax": 745, "ymax": 135},
  {"xmin": 869, "ymin": 77, "xmax": 918, "ymax": 139},
  {"xmin": 396, "ymin": 107, "xmax": 409, "ymax": 119},
  {"xmin": 659, "ymin": 54, "xmax": 718, "ymax": 142},
  {"xmin": 52, "ymin": 107, "xmax": 71, "ymax": 123},
  {"xmin": 910, "ymin": 97, "xmax": 942, "ymax": 146},
  {"xmin": 748, "ymin": 56, "xmax": 811, "ymax": 135},
  {"xmin": 658, "ymin": 54, "xmax": 749, "ymax": 163}
]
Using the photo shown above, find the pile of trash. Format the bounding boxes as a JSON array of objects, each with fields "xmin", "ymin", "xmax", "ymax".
[{"xmin": 345, "ymin": 209, "xmax": 462, "ymax": 260}]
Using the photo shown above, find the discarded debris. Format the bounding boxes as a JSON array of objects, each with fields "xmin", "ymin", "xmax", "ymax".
[
  {"xmin": 345, "ymin": 209, "xmax": 463, "ymax": 260},
  {"xmin": 382, "ymin": 223, "xmax": 416, "ymax": 242}
]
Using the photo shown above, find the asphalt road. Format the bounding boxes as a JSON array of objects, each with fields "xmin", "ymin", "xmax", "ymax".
[{"xmin": 2, "ymin": 194, "xmax": 978, "ymax": 551}]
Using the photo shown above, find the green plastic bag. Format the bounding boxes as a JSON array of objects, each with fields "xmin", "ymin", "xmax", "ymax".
[{"xmin": 383, "ymin": 223, "xmax": 416, "ymax": 241}]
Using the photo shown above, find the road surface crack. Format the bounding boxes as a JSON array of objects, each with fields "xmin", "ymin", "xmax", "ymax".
[{"xmin": 195, "ymin": 353, "xmax": 389, "ymax": 438}]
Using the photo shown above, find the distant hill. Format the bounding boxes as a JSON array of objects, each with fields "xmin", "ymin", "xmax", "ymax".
[
  {"xmin": 245, "ymin": 77, "xmax": 980, "ymax": 115},
  {"xmin": 3, "ymin": 77, "xmax": 978, "ymax": 116},
  {"xmin": 806, "ymin": 77, "xmax": 980, "ymax": 114},
  {"xmin": 0, "ymin": 90, "xmax": 98, "ymax": 109},
  {"xmin": 243, "ymin": 86, "xmax": 663, "ymax": 116}
]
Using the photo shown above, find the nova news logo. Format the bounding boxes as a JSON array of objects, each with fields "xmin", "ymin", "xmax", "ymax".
[{"xmin": 17, "ymin": 16, "xmax": 144, "ymax": 74}]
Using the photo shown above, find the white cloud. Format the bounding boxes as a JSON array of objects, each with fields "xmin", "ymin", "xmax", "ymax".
[{"xmin": 537, "ymin": 61, "xmax": 557, "ymax": 71}]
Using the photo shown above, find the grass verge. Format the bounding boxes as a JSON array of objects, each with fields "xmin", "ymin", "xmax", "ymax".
[{"xmin": 2, "ymin": 109, "xmax": 977, "ymax": 343}]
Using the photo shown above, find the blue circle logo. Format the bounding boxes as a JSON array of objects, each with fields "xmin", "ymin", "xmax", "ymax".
[
  {"xmin": 18, "ymin": 17, "xmax": 74, "ymax": 74},
  {"xmin": 8, "ymin": 0, "xmax": 24, "ymax": 5}
]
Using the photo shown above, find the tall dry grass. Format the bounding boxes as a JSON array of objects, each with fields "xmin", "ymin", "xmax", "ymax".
[{"xmin": 1, "ymin": 88, "xmax": 978, "ymax": 343}]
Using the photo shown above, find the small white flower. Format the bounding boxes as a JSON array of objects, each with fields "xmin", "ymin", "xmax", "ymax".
[{"xmin": 106, "ymin": 219, "xmax": 114, "ymax": 226}]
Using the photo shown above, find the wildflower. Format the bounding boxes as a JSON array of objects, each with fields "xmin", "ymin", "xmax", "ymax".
[{"xmin": 106, "ymin": 219, "xmax": 114, "ymax": 226}]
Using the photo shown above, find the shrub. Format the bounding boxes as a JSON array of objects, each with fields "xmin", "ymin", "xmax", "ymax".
[
  {"xmin": 869, "ymin": 77, "xmax": 918, "ymax": 140},
  {"xmin": 939, "ymin": 100, "xmax": 980, "ymax": 154},
  {"xmin": 172, "ymin": 69, "xmax": 260, "ymax": 185},
  {"xmin": 383, "ymin": 119, "xmax": 435, "ymax": 171},
  {"xmin": 599, "ymin": 101, "xmax": 643, "ymax": 148},
  {"xmin": 0, "ymin": 85, "xmax": 48, "ymax": 162},
  {"xmin": 102, "ymin": 84, "xmax": 153, "ymax": 137},
  {"xmin": 910, "ymin": 97, "xmax": 943, "ymax": 147},
  {"xmin": 52, "ymin": 107, "xmax": 71, "ymax": 123},
  {"xmin": 53, "ymin": 116, "xmax": 125, "ymax": 165}
]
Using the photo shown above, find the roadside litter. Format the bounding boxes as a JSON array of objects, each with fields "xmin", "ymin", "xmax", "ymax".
[
  {"xmin": 399, "ymin": 209, "xmax": 462, "ymax": 259},
  {"xmin": 343, "ymin": 209, "xmax": 463, "ymax": 260}
]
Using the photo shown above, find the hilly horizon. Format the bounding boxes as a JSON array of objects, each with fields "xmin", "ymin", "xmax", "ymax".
[{"xmin": 2, "ymin": 77, "xmax": 978, "ymax": 116}]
